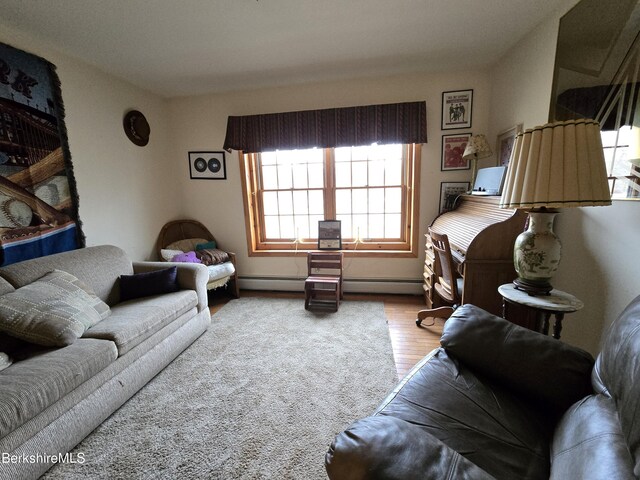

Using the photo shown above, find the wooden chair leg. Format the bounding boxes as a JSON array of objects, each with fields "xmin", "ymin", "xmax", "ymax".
[{"xmin": 416, "ymin": 306, "xmax": 454, "ymax": 327}]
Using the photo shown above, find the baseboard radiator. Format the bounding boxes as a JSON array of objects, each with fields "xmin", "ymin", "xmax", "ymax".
[{"xmin": 237, "ymin": 276, "xmax": 423, "ymax": 295}]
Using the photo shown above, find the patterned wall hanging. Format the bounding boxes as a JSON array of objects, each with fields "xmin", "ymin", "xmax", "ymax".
[{"xmin": 0, "ymin": 42, "xmax": 84, "ymax": 266}]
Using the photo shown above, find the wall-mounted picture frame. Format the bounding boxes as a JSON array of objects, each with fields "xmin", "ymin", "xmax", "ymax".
[
  {"xmin": 441, "ymin": 133, "xmax": 472, "ymax": 171},
  {"xmin": 441, "ymin": 89, "xmax": 473, "ymax": 130},
  {"xmin": 439, "ymin": 182, "xmax": 470, "ymax": 214},
  {"xmin": 189, "ymin": 151, "xmax": 227, "ymax": 180},
  {"xmin": 496, "ymin": 124, "xmax": 523, "ymax": 167},
  {"xmin": 318, "ymin": 220, "xmax": 342, "ymax": 250}
]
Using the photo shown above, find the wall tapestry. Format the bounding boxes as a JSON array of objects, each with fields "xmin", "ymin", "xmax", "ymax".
[{"xmin": 0, "ymin": 42, "xmax": 84, "ymax": 266}]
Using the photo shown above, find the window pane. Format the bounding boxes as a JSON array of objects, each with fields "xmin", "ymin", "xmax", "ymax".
[
  {"xmin": 292, "ymin": 190, "xmax": 309, "ymax": 214},
  {"xmin": 385, "ymin": 214, "xmax": 401, "ymax": 238},
  {"xmin": 352, "ymin": 161, "xmax": 367, "ymax": 187},
  {"xmin": 308, "ymin": 190, "xmax": 324, "ymax": 214},
  {"xmin": 352, "ymin": 189, "xmax": 367, "ymax": 214},
  {"xmin": 335, "ymin": 162, "xmax": 351, "ymax": 187},
  {"xmin": 352, "ymin": 214, "xmax": 368, "ymax": 239},
  {"xmin": 351, "ymin": 145, "xmax": 369, "ymax": 160},
  {"xmin": 380, "ymin": 143, "xmax": 403, "ymax": 159},
  {"xmin": 308, "ymin": 163, "xmax": 324, "ymax": 188},
  {"xmin": 264, "ymin": 216, "xmax": 280, "ymax": 238},
  {"xmin": 292, "ymin": 164, "xmax": 308, "ymax": 189},
  {"xmin": 261, "ymin": 151, "xmax": 277, "ymax": 165},
  {"xmin": 369, "ymin": 188, "xmax": 384, "ymax": 213},
  {"xmin": 262, "ymin": 165, "xmax": 278, "ymax": 190},
  {"xmin": 335, "ymin": 147, "xmax": 351, "ymax": 162},
  {"xmin": 369, "ymin": 214, "xmax": 384, "ymax": 238},
  {"xmin": 368, "ymin": 159, "xmax": 385, "ymax": 186},
  {"xmin": 385, "ymin": 159, "xmax": 402, "ymax": 186},
  {"xmin": 278, "ymin": 191, "xmax": 293, "ymax": 214},
  {"xmin": 277, "ymin": 164, "xmax": 292, "ymax": 189},
  {"xmin": 280, "ymin": 216, "xmax": 295, "ymax": 239},
  {"xmin": 337, "ymin": 214, "xmax": 352, "ymax": 238},
  {"xmin": 263, "ymin": 191, "xmax": 278, "ymax": 215},
  {"xmin": 309, "ymin": 215, "xmax": 324, "ymax": 237},
  {"xmin": 385, "ymin": 187, "xmax": 402, "ymax": 213},
  {"xmin": 294, "ymin": 215, "xmax": 310, "ymax": 239},
  {"xmin": 335, "ymin": 189, "xmax": 351, "ymax": 214}
]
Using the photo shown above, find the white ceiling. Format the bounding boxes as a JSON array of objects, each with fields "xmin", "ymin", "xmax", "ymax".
[{"xmin": 0, "ymin": 0, "xmax": 562, "ymax": 98}]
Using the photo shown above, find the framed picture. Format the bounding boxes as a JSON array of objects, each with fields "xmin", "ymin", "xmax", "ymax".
[
  {"xmin": 441, "ymin": 133, "xmax": 472, "ymax": 171},
  {"xmin": 441, "ymin": 89, "xmax": 473, "ymax": 130},
  {"xmin": 439, "ymin": 182, "xmax": 470, "ymax": 214},
  {"xmin": 189, "ymin": 151, "xmax": 227, "ymax": 180},
  {"xmin": 318, "ymin": 220, "xmax": 342, "ymax": 250},
  {"xmin": 496, "ymin": 124, "xmax": 523, "ymax": 167}
]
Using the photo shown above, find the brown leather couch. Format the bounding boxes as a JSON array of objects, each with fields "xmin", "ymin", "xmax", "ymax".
[{"xmin": 325, "ymin": 296, "xmax": 640, "ymax": 479}]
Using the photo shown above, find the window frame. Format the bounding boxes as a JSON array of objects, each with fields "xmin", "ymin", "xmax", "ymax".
[{"xmin": 239, "ymin": 144, "xmax": 421, "ymax": 257}]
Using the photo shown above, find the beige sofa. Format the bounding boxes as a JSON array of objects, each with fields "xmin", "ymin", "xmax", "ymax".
[{"xmin": 0, "ymin": 245, "xmax": 211, "ymax": 480}]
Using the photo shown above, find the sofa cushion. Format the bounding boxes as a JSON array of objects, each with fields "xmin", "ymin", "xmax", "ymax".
[
  {"xmin": 119, "ymin": 266, "xmax": 180, "ymax": 302},
  {"xmin": 0, "ymin": 338, "xmax": 117, "ymax": 438},
  {"xmin": 550, "ymin": 394, "xmax": 635, "ymax": 480},
  {"xmin": 377, "ymin": 348, "xmax": 554, "ymax": 480},
  {"xmin": 0, "ymin": 270, "xmax": 111, "ymax": 347},
  {"xmin": 441, "ymin": 304, "xmax": 594, "ymax": 416},
  {"xmin": 0, "ymin": 245, "xmax": 133, "ymax": 306},
  {"xmin": 83, "ymin": 290, "xmax": 197, "ymax": 356}
]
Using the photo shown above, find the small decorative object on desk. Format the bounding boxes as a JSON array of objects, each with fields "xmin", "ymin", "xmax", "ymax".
[
  {"xmin": 318, "ymin": 220, "xmax": 341, "ymax": 250},
  {"xmin": 498, "ymin": 283, "xmax": 584, "ymax": 340}
]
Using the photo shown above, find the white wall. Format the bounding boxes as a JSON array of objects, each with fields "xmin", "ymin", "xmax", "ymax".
[
  {"xmin": 168, "ymin": 70, "xmax": 491, "ymax": 286},
  {"xmin": 0, "ymin": 24, "xmax": 179, "ymax": 261},
  {"xmin": 488, "ymin": 0, "xmax": 640, "ymax": 355}
]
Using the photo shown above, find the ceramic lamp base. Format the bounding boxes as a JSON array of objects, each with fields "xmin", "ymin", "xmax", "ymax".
[{"xmin": 513, "ymin": 277, "xmax": 553, "ymax": 296}]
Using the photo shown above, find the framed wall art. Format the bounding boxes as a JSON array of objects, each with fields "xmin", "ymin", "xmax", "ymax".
[
  {"xmin": 441, "ymin": 89, "xmax": 473, "ymax": 130},
  {"xmin": 496, "ymin": 124, "xmax": 523, "ymax": 167},
  {"xmin": 189, "ymin": 151, "xmax": 227, "ymax": 180},
  {"xmin": 318, "ymin": 220, "xmax": 342, "ymax": 250},
  {"xmin": 439, "ymin": 182, "xmax": 470, "ymax": 214},
  {"xmin": 441, "ymin": 133, "xmax": 472, "ymax": 171}
]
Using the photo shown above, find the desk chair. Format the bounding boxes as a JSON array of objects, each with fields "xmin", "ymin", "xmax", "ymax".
[
  {"xmin": 305, "ymin": 252, "xmax": 343, "ymax": 311},
  {"xmin": 416, "ymin": 230, "xmax": 463, "ymax": 327}
]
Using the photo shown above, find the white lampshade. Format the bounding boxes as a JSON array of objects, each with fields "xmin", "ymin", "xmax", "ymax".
[
  {"xmin": 462, "ymin": 134, "xmax": 492, "ymax": 161},
  {"xmin": 500, "ymin": 119, "xmax": 611, "ymax": 209}
]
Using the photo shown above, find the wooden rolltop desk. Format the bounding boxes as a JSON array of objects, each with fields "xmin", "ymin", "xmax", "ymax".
[{"xmin": 424, "ymin": 195, "xmax": 527, "ymax": 316}]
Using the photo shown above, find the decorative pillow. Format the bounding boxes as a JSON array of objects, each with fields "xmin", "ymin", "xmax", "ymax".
[
  {"xmin": 171, "ymin": 251, "xmax": 202, "ymax": 264},
  {"xmin": 166, "ymin": 238, "xmax": 209, "ymax": 253},
  {"xmin": 120, "ymin": 266, "xmax": 180, "ymax": 302},
  {"xmin": 160, "ymin": 248, "xmax": 183, "ymax": 262},
  {"xmin": 0, "ymin": 352, "xmax": 11, "ymax": 371},
  {"xmin": 0, "ymin": 270, "xmax": 111, "ymax": 347},
  {"xmin": 195, "ymin": 248, "xmax": 230, "ymax": 266},
  {"xmin": 195, "ymin": 240, "xmax": 217, "ymax": 250}
]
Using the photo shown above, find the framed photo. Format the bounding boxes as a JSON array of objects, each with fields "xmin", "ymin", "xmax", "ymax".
[
  {"xmin": 496, "ymin": 124, "xmax": 523, "ymax": 167},
  {"xmin": 441, "ymin": 89, "xmax": 473, "ymax": 130},
  {"xmin": 189, "ymin": 151, "xmax": 227, "ymax": 180},
  {"xmin": 318, "ymin": 220, "xmax": 342, "ymax": 250},
  {"xmin": 441, "ymin": 133, "xmax": 472, "ymax": 171},
  {"xmin": 439, "ymin": 182, "xmax": 470, "ymax": 214}
]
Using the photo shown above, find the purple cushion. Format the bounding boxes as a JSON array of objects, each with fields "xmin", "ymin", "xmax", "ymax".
[
  {"xmin": 120, "ymin": 267, "xmax": 179, "ymax": 302},
  {"xmin": 171, "ymin": 251, "xmax": 202, "ymax": 264}
]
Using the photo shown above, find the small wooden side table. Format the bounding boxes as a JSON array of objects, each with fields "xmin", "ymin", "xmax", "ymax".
[{"xmin": 498, "ymin": 284, "xmax": 584, "ymax": 339}]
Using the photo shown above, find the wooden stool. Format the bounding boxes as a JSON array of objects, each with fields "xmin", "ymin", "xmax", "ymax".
[{"xmin": 305, "ymin": 252, "xmax": 343, "ymax": 312}]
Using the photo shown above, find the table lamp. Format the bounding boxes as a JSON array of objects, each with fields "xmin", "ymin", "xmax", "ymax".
[
  {"xmin": 463, "ymin": 134, "xmax": 493, "ymax": 190},
  {"xmin": 499, "ymin": 119, "xmax": 611, "ymax": 295}
]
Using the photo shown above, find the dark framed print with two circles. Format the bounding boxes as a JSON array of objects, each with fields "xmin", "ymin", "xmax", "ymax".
[{"xmin": 188, "ymin": 151, "xmax": 227, "ymax": 180}]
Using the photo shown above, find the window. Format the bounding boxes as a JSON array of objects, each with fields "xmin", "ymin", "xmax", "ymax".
[
  {"xmin": 601, "ymin": 126, "xmax": 640, "ymax": 199},
  {"xmin": 240, "ymin": 143, "xmax": 420, "ymax": 256}
]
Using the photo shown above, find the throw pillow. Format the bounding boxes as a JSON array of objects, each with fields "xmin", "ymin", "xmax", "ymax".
[
  {"xmin": 120, "ymin": 266, "xmax": 179, "ymax": 302},
  {"xmin": 160, "ymin": 248, "xmax": 183, "ymax": 262},
  {"xmin": 0, "ymin": 270, "xmax": 111, "ymax": 347},
  {"xmin": 0, "ymin": 352, "xmax": 11, "ymax": 371},
  {"xmin": 166, "ymin": 238, "xmax": 208, "ymax": 253},
  {"xmin": 171, "ymin": 251, "xmax": 202, "ymax": 264},
  {"xmin": 195, "ymin": 240, "xmax": 217, "ymax": 250}
]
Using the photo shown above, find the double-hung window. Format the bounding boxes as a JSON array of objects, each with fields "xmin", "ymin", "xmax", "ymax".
[{"xmin": 240, "ymin": 143, "xmax": 420, "ymax": 256}]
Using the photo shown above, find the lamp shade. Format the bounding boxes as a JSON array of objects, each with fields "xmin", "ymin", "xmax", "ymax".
[
  {"xmin": 462, "ymin": 134, "xmax": 492, "ymax": 161},
  {"xmin": 500, "ymin": 119, "xmax": 611, "ymax": 209}
]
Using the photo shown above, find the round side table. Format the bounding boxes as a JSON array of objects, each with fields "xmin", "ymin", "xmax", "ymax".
[{"xmin": 498, "ymin": 283, "xmax": 584, "ymax": 339}]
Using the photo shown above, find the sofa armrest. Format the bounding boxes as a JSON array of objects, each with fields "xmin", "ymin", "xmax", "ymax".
[
  {"xmin": 326, "ymin": 416, "xmax": 496, "ymax": 480},
  {"xmin": 440, "ymin": 304, "xmax": 594, "ymax": 415},
  {"xmin": 132, "ymin": 261, "xmax": 209, "ymax": 312}
]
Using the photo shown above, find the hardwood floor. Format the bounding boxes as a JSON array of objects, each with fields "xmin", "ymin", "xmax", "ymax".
[{"xmin": 208, "ymin": 289, "xmax": 444, "ymax": 378}]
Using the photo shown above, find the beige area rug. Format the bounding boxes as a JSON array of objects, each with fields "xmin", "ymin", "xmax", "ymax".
[{"xmin": 43, "ymin": 297, "xmax": 398, "ymax": 479}]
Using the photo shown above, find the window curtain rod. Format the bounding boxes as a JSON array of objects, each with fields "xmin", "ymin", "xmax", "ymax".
[{"xmin": 223, "ymin": 101, "xmax": 427, "ymax": 153}]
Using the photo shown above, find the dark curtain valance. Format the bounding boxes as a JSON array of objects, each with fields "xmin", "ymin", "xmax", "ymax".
[{"xmin": 223, "ymin": 101, "xmax": 427, "ymax": 153}]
